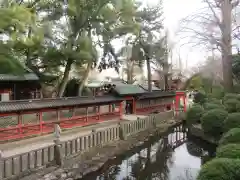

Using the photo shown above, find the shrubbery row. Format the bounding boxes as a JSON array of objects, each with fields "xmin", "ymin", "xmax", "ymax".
[{"xmin": 187, "ymin": 92, "xmax": 240, "ymax": 180}]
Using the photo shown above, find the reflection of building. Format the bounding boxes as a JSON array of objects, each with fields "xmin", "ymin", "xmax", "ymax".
[{"xmin": 0, "ymin": 73, "xmax": 41, "ymax": 101}]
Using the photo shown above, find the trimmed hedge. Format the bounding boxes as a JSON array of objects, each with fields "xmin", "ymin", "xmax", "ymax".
[
  {"xmin": 185, "ymin": 104, "xmax": 204, "ymax": 125},
  {"xmin": 193, "ymin": 91, "xmax": 207, "ymax": 105},
  {"xmin": 223, "ymin": 93, "xmax": 239, "ymax": 102},
  {"xmin": 216, "ymin": 144, "xmax": 240, "ymax": 159},
  {"xmin": 201, "ymin": 109, "xmax": 228, "ymax": 139},
  {"xmin": 224, "ymin": 113, "xmax": 240, "ymax": 132},
  {"xmin": 208, "ymin": 98, "xmax": 222, "ymax": 105},
  {"xmin": 224, "ymin": 99, "xmax": 240, "ymax": 113},
  {"xmin": 204, "ymin": 103, "xmax": 224, "ymax": 111},
  {"xmin": 197, "ymin": 158, "xmax": 240, "ymax": 180},
  {"xmin": 219, "ymin": 128, "xmax": 240, "ymax": 145}
]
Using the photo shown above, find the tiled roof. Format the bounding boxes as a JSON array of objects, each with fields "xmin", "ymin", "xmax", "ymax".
[
  {"xmin": 114, "ymin": 84, "xmax": 146, "ymax": 96},
  {"xmin": 139, "ymin": 84, "xmax": 161, "ymax": 91},
  {"xmin": 0, "ymin": 96, "xmax": 124, "ymax": 113},
  {"xmin": 0, "ymin": 73, "xmax": 39, "ymax": 81},
  {"xmin": 138, "ymin": 91, "xmax": 175, "ymax": 100}
]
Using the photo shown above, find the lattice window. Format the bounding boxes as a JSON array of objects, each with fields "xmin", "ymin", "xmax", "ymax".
[
  {"xmin": 0, "ymin": 115, "xmax": 18, "ymax": 128},
  {"xmin": 42, "ymin": 111, "xmax": 57, "ymax": 122},
  {"xmin": 22, "ymin": 113, "xmax": 38, "ymax": 125}
]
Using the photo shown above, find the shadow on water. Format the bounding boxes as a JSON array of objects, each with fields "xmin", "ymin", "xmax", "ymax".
[{"xmin": 79, "ymin": 125, "xmax": 216, "ymax": 180}]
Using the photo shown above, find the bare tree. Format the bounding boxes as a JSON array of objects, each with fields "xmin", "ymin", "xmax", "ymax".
[{"xmin": 179, "ymin": 0, "xmax": 240, "ymax": 92}]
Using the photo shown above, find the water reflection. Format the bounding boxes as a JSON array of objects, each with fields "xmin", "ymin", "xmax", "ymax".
[{"xmin": 80, "ymin": 126, "xmax": 215, "ymax": 180}]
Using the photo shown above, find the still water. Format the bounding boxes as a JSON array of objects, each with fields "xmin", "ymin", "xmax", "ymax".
[{"xmin": 80, "ymin": 126, "xmax": 216, "ymax": 180}]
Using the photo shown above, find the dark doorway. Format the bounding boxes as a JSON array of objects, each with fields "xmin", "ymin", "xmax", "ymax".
[
  {"xmin": 125, "ymin": 100, "xmax": 133, "ymax": 114},
  {"xmin": 166, "ymin": 105, "xmax": 171, "ymax": 111}
]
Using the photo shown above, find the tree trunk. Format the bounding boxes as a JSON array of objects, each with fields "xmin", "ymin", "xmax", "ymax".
[
  {"xmin": 78, "ymin": 62, "xmax": 92, "ymax": 96},
  {"xmin": 146, "ymin": 56, "xmax": 152, "ymax": 92},
  {"xmin": 221, "ymin": 0, "xmax": 233, "ymax": 92},
  {"xmin": 57, "ymin": 60, "xmax": 73, "ymax": 97},
  {"xmin": 127, "ymin": 60, "xmax": 134, "ymax": 84}
]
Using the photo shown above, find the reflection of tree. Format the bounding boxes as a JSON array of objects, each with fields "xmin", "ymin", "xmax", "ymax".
[
  {"xmin": 98, "ymin": 165, "xmax": 121, "ymax": 180},
  {"xmin": 186, "ymin": 141, "xmax": 203, "ymax": 157},
  {"xmin": 126, "ymin": 136, "xmax": 173, "ymax": 180},
  {"xmin": 94, "ymin": 130, "xmax": 188, "ymax": 180},
  {"xmin": 176, "ymin": 169, "xmax": 195, "ymax": 180}
]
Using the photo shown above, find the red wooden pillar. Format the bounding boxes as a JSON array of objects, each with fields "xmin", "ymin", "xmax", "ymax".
[
  {"xmin": 132, "ymin": 98, "xmax": 136, "ymax": 114},
  {"xmin": 39, "ymin": 111, "xmax": 43, "ymax": 134},
  {"xmin": 17, "ymin": 113, "xmax": 23, "ymax": 137},
  {"xmin": 98, "ymin": 106, "xmax": 100, "ymax": 120},
  {"xmin": 183, "ymin": 96, "xmax": 187, "ymax": 112},
  {"xmin": 119, "ymin": 102, "xmax": 123, "ymax": 118},
  {"xmin": 175, "ymin": 91, "xmax": 187, "ymax": 114},
  {"xmin": 109, "ymin": 105, "xmax": 111, "ymax": 113}
]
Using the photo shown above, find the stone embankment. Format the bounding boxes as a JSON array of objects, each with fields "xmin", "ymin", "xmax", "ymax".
[{"xmin": 0, "ymin": 111, "xmax": 182, "ymax": 180}]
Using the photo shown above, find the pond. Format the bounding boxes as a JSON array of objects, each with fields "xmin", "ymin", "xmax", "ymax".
[{"xmin": 80, "ymin": 125, "xmax": 216, "ymax": 180}]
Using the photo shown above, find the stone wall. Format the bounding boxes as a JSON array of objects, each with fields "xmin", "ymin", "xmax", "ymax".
[{"xmin": 0, "ymin": 111, "xmax": 175, "ymax": 180}]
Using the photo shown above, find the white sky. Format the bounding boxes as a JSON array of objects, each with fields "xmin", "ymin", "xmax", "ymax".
[
  {"xmin": 99, "ymin": 0, "xmax": 206, "ymax": 78},
  {"xmin": 163, "ymin": 0, "xmax": 206, "ymax": 69}
]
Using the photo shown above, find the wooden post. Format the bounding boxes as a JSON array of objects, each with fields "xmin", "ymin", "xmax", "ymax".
[{"xmin": 53, "ymin": 124, "xmax": 63, "ymax": 166}]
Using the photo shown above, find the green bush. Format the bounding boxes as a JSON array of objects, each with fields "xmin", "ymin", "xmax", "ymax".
[
  {"xmin": 236, "ymin": 102, "xmax": 240, "ymax": 112},
  {"xmin": 201, "ymin": 109, "xmax": 228, "ymax": 139},
  {"xmin": 216, "ymin": 144, "xmax": 240, "ymax": 159},
  {"xmin": 193, "ymin": 91, "xmax": 207, "ymax": 105},
  {"xmin": 224, "ymin": 113, "xmax": 240, "ymax": 132},
  {"xmin": 223, "ymin": 93, "xmax": 239, "ymax": 102},
  {"xmin": 219, "ymin": 128, "xmax": 240, "ymax": 145},
  {"xmin": 197, "ymin": 158, "xmax": 240, "ymax": 180},
  {"xmin": 204, "ymin": 103, "xmax": 224, "ymax": 111},
  {"xmin": 207, "ymin": 97, "xmax": 222, "ymax": 105},
  {"xmin": 224, "ymin": 99, "xmax": 240, "ymax": 113},
  {"xmin": 185, "ymin": 105, "xmax": 204, "ymax": 125}
]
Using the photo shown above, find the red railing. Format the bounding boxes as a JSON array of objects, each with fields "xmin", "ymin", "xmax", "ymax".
[
  {"xmin": 0, "ymin": 103, "xmax": 121, "ymax": 141},
  {"xmin": 0, "ymin": 93, "xmax": 184, "ymax": 142}
]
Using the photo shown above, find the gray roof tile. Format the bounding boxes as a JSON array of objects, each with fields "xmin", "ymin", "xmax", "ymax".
[
  {"xmin": 138, "ymin": 91, "xmax": 176, "ymax": 99},
  {"xmin": 0, "ymin": 73, "xmax": 39, "ymax": 81},
  {"xmin": 139, "ymin": 84, "xmax": 161, "ymax": 91},
  {"xmin": 0, "ymin": 96, "xmax": 124, "ymax": 113},
  {"xmin": 114, "ymin": 84, "xmax": 146, "ymax": 96}
]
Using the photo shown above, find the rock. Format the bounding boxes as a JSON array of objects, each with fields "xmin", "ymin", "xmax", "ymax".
[
  {"xmin": 72, "ymin": 164, "xmax": 79, "ymax": 168},
  {"xmin": 67, "ymin": 172, "xmax": 74, "ymax": 177},
  {"xmin": 44, "ymin": 174, "xmax": 57, "ymax": 180},
  {"xmin": 61, "ymin": 173, "xmax": 67, "ymax": 178}
]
